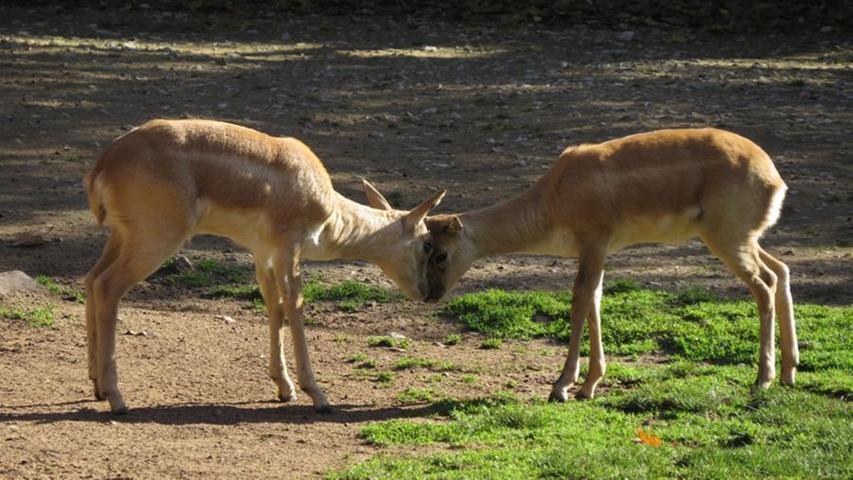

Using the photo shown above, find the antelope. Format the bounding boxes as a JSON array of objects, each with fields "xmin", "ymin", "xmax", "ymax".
[
  {"xmin": 418, "ymin": 128, "xmax": 798, "ymax": 401},
  {"xmin": 83, "ymin": 119, "xmax": 446, "ymax": 413}
]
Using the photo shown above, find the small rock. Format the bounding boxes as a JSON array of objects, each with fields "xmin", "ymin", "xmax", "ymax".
[
  {"xmin": 173, "ymin": 255, "xmax": 194, "ymax": 272},
  {"xmin": 388, "ymin": 332, "xmax": 407, "ymax": 340},
  {"xmin": 820, "ymin": 26, "xmax": 832, "ymax": 33},
  {"xmin": 617, "ymin": 31, "xmax": 635, "ymax": 42},
  {"xmin": 216, "ymin": 315, "xmax": 237, "ymax": 324},
  {"xmin": 0, "ymin": 271, "xmax": 44, "ymax": 297}
]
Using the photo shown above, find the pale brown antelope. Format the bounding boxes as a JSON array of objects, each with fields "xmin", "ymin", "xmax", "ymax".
[
  {"xmin": 417, "ymin": 128, "xmax": 798, "ymax": 401},
  {"xmin": 84, "ymin": 119, "xmax": 446, "ymax": 413}
]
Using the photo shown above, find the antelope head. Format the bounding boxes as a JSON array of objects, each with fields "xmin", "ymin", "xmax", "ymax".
[
  {"xmin": 422, "ymin": 214, "xmax": 475, "ymax": 302},
  {"xmin": 361, "ymin": 179, "xmax": 446, "ymax": 301}
]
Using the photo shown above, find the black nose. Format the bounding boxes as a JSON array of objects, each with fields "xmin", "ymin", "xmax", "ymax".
[{"xmin": 424, "ymin": 289, "xmax": 445, "ymax": 303}]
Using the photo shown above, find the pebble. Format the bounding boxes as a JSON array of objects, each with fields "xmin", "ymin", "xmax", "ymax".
[{"xmin": 617, "ymin": 30, "xmax": 635, "ymax": 42}]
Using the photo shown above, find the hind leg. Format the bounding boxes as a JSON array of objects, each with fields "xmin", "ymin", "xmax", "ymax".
[
  {"xmin": 704, "ymin": 236, "xmax": 778, "ymax": 388},
  {"xmin": 759, "ymin": 247, "xmax": 799, "ymax": 385},
  {"xmin": 93, "ymin": 230, "xmax": 187, "ymax": 413},
  {"xmin": 84, "ymin": 233, "xmax": 123, "ymax": 400}
]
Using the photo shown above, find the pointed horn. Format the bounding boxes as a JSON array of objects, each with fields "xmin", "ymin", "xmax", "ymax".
[{"xmin": 362, "ymin": 178, "xmax": 392, "ymax": 210}]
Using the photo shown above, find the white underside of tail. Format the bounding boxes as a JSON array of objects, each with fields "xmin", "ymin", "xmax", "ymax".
[{"xmin": 764, "ymin": 184, "xmax": 786, "ymax": 229}]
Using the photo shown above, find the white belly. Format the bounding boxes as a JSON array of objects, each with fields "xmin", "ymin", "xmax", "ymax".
[
  {"xmin": 192, "ymin": 199, "xmax": 271, "ymax": 253},
  {"xmin": 608, "ymin": 207, "xmax": 701, "ymax": 252}
]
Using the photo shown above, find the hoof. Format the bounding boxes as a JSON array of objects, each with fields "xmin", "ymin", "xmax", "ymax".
[
  {"xmin": 753, "ymin": 379, "xmax": 773, "ymax": 391},
  {"xmin": 576, "ymin": 391, "xmax": 595, "ymax": 401},
  {"xmin": 106, "ymin": 392, "xmax": 127, "ymax": 414},
  {"xmin": 315, "ymin": 404, "xmax": 333, "ymax": 414},
  {"xmin": 548, "ymin": 389, "xmax": 568, "ymax": 403},
  {"xmin": 92, "ymin": 380, "xmax": 105, "ymax": 401},
  {"xmin": 781, "ymin": 368, "xmax": 796, "ymax": 386},
  {"xmin": 110, "ymin": 406, "xmax": 129, "ymax": 415},
  {"xmin": 278, "ymin": 391, "xmax": 297, "ymax": 403}
]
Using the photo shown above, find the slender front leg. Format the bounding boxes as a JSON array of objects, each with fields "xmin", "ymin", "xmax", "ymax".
[
  {"xmin": 549, "ymin": 248, "xmax": 606, "ymax": 402},
  {"xmin": 577, "ymin": 270, "xmax": 605, "ymax": 399},
  {"xmin": 273, "ymin": 244, "xmax": 331, "ymax": 413},
  {"xmin": 254, "ymin": 257, "xmax": 297, "ymax": 402}
]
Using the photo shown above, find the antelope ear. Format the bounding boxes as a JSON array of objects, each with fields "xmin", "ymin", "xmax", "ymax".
[
  {"xmin": 445, "ymin": 215, "xmax": 464, "ymax": 234},
  {"xmin": 404, "ymin": 190, "xmax": 446, "ymax": 231},
  {"xmin": 362, "ymin": 178, "xmax": 392, "ymax": 210}
]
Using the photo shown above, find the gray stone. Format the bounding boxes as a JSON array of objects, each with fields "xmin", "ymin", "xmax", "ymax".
[{"xmin": 0, "ymin": 271, "xmax": 44, "ymax": 297}]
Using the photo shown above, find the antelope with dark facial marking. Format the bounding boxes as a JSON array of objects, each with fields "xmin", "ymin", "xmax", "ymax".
[{"xmin": 414, "ymin": 128, "xmax": 797, "ymax": 401}]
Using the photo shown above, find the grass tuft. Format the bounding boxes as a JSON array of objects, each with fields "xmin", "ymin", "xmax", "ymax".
[
  {"xmin": 208, "ymin": 277, "xmax": 399, "ymax": 312},
  {"xmin": 368, "ymin": 335, "xmax": 411, "ymax": 350},
  {"xmin": 0, "ymin": 304, "xmax": 56, "ymax": 328},
  {"xmin": 394, "ymin": 357, "xmax": 435, "ymax": 370},
  {"xmin": 35, "ymin": 275, "xmax": 84, "ymax": 303},
  {"xmin": 397, "ymin": 388, "xmax": 437, "ymax": 405}
]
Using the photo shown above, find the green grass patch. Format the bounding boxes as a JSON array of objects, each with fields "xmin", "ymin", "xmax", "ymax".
[
  {"xmin": 442, "ymin": 286, "xmax": 853, "ymax": 369},
  {"xmin": 442, "ymin": 334, "xmax": 462, "ymax": 346},
  {"xmin": 394, "ymin": 357, "xmax": 436, "ymax": 370},
  {"xmin": 397, "ymin": 388, "xmax": 437, "ymax": 405},
  {"xmin": 207, "ymin": 277, "xmax": 399, "ymax": 312},
  {"xmin": 304, "ymin": 279, "xmax": 399, "ymax": 305},
  {"xmin": 164, "ymin": 257, "xmax": 251, "ymax": 288},
  {"xmin": 35, "ymin": 275, "xmax": 84, "ymax": 303},
  {"xmin": 331, "ymin": 287, "xmax": 853, "ymax": 479},
  {"xmin": 368, "ymin": 335, "xmax": 411, "ymax": 350},
  {"xmin": 0, "ymin": 304, "xmax": 56, "ymax": 328},
  {"xmin": 347, "ymin": 352, "xmax": 376, "ymax": 369},
  {"xmin": 479, "ymin": 338, "xmax": 503, "ymax": 350},
  {"xmin": 332, "ymin": 363, "xmax": 853, "ymax": 479},
  {"xmin": 375, "ymin": 371, "xmax": 395, "ymax": 385}
]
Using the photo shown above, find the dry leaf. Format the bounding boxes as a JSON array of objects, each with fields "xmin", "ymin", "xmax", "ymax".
[{"xmin": 635, "ymin": 426, "xmax": 662, "ymax": 447}]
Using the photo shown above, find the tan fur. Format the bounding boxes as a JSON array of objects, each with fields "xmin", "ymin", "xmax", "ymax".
[
  {"xmin": 426, "ymin": 128, "xmax": 798, "ymax": 400},
  {"xmin": 84, "ymin": 119, "xmax": 445, "ymax": 413}
]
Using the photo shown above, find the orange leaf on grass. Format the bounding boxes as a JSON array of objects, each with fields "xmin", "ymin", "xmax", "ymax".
[{"xmin": 635, "ymin": 426, "xmax": 663, "ymax": 447}]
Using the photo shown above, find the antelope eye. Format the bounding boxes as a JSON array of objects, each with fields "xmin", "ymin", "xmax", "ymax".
[
  {"xmin": 435, "ymin": 252, "xmax": 448, "ymax": 264},
  {"xmin": 424, "ymin": 241, "xmax": 433, "ymax": 254}
]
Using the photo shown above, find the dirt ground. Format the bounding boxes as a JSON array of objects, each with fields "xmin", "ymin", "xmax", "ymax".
[{"xmin": 1, "ymin": 5, "xmax": 851, "ymax": 479}]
